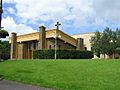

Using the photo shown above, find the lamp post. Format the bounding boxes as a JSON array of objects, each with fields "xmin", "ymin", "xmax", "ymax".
[
  {"xmin": 0, "ymin": 0, "xmax": 9, "ymax": 38},
  {"xmin": 54, "ymin": 21, "xmax": 61, "ymax": 59},
  {"xmin": 54, "ymin": 30, "xmax": 57, "ymax": 59},
  {"xmin": 0, "ymin": 0, "xmax": 2, "ymax": 60}
]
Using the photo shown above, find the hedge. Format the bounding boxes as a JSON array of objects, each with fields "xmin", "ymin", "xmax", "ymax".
[
  {"xmin": 0, "ymin": 54, "xmax": 10, "ymax": 60},
  {"xmin": 33, "ymin": 50, "xmax": 93, "ymax": 59}
]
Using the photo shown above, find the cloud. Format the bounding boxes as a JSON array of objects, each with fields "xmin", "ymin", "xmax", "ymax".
[
  {"xmin": 6, "ymin": 7, "xmax": 16, "ymax": 15},
  {"xmin": 2, "ymin": 16, "xmax": 37, "ymax": 35},
  {"xmin": 12, "ymin": 0, "xmax": 93, "ymax": 23},
  {"xmin": 4, "ymin": 0, "xmax": 94, "ymax": 33},
  {"xmin": 3, "ymin": 0, "xmax": 120, "ymax": 35},
  {"xmin": 3, "ymin": 0, "xmax": 14, "ymax": 3},
  {"xmin": 92, "ymin": 0, "xmax": 120, "ymax": 23}
]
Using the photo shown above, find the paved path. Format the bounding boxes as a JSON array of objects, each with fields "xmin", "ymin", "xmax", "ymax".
[{"xmin": 0, "ymin": 79, "xmax": 54, "ymax": 90}]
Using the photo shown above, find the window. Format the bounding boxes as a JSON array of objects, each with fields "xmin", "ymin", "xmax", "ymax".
[
  {"xmin": 49, "ymin": 45, "xmax": 52, "ymax": 49},
  {"xmin": 84, "ymin": 47, "xmax": 87, "ymax": 51},
  {"xmin": 33, "ymin": 42, "xmax": 37, "ymax": 49},
  {"xmin": 28, "ymin": 42, "xmax": 31, "ymax": 50}
]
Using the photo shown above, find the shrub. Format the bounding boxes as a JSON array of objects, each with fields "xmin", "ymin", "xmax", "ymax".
[
  {"xmin": 33, "ymin": 50, "xmax": 93, "ymax": 59},
  {"xmin": 0, "ymin": 41, "xmax": 10, "ymax": 60},
  {"xmin": 0, "ymin": 54, "xmax": 10, "ymax": 60}
]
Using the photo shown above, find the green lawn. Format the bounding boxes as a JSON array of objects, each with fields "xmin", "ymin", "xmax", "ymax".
[{"xmin": 0, "ymin": 59, "xmax": 120, "ymax": 90}]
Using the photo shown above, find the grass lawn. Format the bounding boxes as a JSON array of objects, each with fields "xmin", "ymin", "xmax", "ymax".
[{"xmin": 0, "ymin": 59, "xmax": 120, "ymax": 90}]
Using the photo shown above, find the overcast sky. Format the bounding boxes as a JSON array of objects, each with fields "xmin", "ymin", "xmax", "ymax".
[{"xmin": 2, "ymin": 0, "xmax": 120, "ymax": 35}]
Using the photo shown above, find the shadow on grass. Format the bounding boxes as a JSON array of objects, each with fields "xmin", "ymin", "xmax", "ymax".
[
  {"xmin": 0, "ymin": 74, "xmax": 4, "ymax": 81},
  {"xmin": 0, "ymin": 60, "xmax": 4, "ymax": 62}
]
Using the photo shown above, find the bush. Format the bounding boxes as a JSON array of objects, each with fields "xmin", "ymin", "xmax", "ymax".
[
  {"xmin": 0, "ymin": 54, "xmax": 10, "ymax": 60},
  {"xmin": 33, "ymin": 50, "xmax": 93, "ymax": 59},
  {"xmin": 0, "ymin": 41, "xmax": 10, "ymax": 60}
]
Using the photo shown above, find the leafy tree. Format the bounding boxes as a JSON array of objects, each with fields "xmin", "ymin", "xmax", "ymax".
[
  {"xmin": 0, "ymin": 30, "xmax": 9, "ymax": 38},
  {"xmin": 91, "ymin": 27, "xmax": 118, "ymax": 58},
  {"xmin": 91, "ymin": 31, "xmax": 101, "ymax": 57},
  {"xmin": 0, "ymin": 40, "xmax": 10, "ymax": 60},
  {"xmin": 116, "ymin": 28, "xmax": 120, "ymax": 47},
  {"xmin": 101, "ymin": 28, "xmax": 115, "ymax": 57},
  {"xmin": 115, "ymin": 47, "xmax": 120, "ymax": 57},
  {"xmin": 0, "ymin": 29, "xmax": 9, "ymax": 60}
]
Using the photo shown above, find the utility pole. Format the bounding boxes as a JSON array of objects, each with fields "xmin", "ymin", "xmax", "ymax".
[{"xmin": 0, "ymin": 0, "xmax": 3, "ymax": 30}]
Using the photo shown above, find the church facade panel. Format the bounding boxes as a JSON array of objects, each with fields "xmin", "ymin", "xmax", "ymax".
[{"xmin": 10, "ymin": 26, "xmax": 88, "ymax": 59}]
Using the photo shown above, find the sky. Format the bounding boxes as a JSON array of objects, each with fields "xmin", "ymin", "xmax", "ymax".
[{"xmin": 2, "ymin": 0, "xmax": 120, "ymax": 35}]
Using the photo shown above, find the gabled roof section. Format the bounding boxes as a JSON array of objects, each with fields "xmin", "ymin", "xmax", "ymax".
[
  {"xmin": 9, "ymin": 29, "xmax": 77, "ymax": 46},
  {"xmin": 17, "ymin": 32, "xmax": 39, "ymax": 42},
  {"xmin": 46, "ymin": 29, "xmax": 77, "ymax": 46},
  {"xmin": 55, "ymin": 29, "xmax": 77, "ymax": 46},
  {"xmin": 9, "ymin": 32, "xmax": 39, "ymax": 43}
]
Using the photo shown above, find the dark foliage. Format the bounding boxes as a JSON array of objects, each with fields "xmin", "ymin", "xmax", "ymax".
[
  {"xmin": 0, "ymin": 41, "xmax": 10, "ymax": 60},
  {"xmin": 0, "ymin": 30, "xmax": 9, "ymax": 38},
  {"xmin": 33, "ymin": 50, "xmax": 93, "ymax": 59}
]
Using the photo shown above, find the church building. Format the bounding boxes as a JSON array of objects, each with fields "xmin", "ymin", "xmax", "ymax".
[{"xmin": 10, "ymin": 26, "xmax": 89, "ymax": 59}]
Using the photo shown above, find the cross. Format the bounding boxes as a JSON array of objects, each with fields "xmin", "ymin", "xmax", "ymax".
[{"xmin": 55, "ymin": 21, "xmax": 61, "ymax": 30}]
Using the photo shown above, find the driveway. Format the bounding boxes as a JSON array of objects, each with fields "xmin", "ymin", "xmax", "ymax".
[{"xmin": 0, "ymin": 79, "xmax": 54, "ymax": 90}]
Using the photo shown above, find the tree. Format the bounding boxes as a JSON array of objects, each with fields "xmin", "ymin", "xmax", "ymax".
[
  {"xmin": 101, "ymin": 27, "xmax": 115, "ymax": 57},
  {"xmin": 115, "ymin": 47, "xmax": 120, "ymax": 58},
  {"xmin": 91, "ymin": 27, "xmax": 118, "ymax": 58},
  {"xmin": 0, "ymin": 29, "xmax": 9, "ymax": 60},
  {"xmin": 91, "ymin": 31, "xmax": 101, "ymax": 57},
  {"xmin": 0, "ymin": 40, "xmax": 10, "ymax": 60},
  {"xmin": 116, "ymin": 28, "xmax": 120, "ymax": 47},
  {"xmin": 0, "ymin": 30, "xmax": 9, "ymax": 38}
]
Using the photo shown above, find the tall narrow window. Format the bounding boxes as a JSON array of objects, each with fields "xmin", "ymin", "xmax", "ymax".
[
  {"xmin": 49, "ymin": 45, "xmax": 52, "ymax": 49},
  {"xmin": 28, "ymin": 42, "xmax": 31, "ymax": 50},
  {"xmin": 84, "ymin": 47, "xmax": 87, "ymax": 51},
  {"xmin": 33, "ymin": 42, "xmax": 36, "ymax": 49}
]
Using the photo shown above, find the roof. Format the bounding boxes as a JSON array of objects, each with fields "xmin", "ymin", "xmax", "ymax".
[{"xmin": 9, "ymin": 29, "xmax": 77, "ymax": 46}]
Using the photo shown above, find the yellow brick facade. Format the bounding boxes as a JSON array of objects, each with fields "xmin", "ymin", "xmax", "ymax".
[
  {"xmin": 72, "ymin": 33, "xmax": 95, "ymax": 51},
  {"xmin": 10, "ymin": 27, "xmax": 85, "ymax": 59}
]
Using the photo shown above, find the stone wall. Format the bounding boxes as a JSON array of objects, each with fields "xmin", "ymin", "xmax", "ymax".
[
  {"xmin": 39, "ymin": 26, "xmax": 46, "ymax": 49},
  {"xmin": 72, "ymin": 33, "xmax": 95, "ymax": 50},
  {"xmin": 76, "ymin": 38, "xmax": 84, "ymax": 50},
  {"xmin": 11, "ymin": 33, "xmax": 17, "ymax": 59}
]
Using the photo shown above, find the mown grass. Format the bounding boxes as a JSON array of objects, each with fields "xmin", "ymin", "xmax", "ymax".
[{"xmin": 0, "ymin": 59, "xmax": 120, "ymax": 90}]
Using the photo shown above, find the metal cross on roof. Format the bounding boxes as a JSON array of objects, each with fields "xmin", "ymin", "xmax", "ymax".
[{"xmin": 55, "ymin": 21, "xmax": 61, "ymax": 30}]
